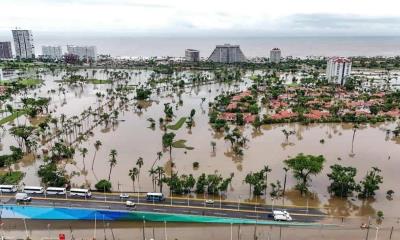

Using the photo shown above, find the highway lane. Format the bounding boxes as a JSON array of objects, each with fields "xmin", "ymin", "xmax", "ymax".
[{"xmin": 0, "ymin": 192, "xmax": 327, "ymax": 223}]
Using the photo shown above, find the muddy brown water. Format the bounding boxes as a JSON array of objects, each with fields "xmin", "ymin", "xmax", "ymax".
[{"xmin": 2, "ymin": 69, "xmax": 400, "ymax": 224}]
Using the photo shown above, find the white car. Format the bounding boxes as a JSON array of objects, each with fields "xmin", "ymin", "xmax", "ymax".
[
  {"xmin": 126, "ymin": 200, "xmax": 136, "ymax": 208},
  {"xmin": 205, "ymin": 199, "xmax": 214, "ymax": 204},
  {"xmin": 15, "ymin": 193, "xmax": 32, "ymax": 202},
  {"xmin": 120, "ymin": 193, "xmax": 130, "ymax": 199},
  {"xmin": 273, "ymin": 210, "xmax": 292, "ymax": 221}
]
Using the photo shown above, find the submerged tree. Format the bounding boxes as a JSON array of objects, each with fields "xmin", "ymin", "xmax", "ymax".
[
  {"xmin": 357, "ymin": 167, "xmax": 383, "ymax": 198},
  {"xmin": 327, "ymin": 164, "xmax": 357, "ymax": 197},
  {"xmin": 284, "ymin": 154, "xmax": 325, "ymax": 195},
  {"xmin": 108, "ymin": 149, "xmax": 118, "ymax": 181}
]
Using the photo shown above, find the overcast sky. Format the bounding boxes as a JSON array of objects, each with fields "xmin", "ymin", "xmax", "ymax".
[{"xmin": 1, "ymin": 0, "xmax": 400, "ymax": 36}]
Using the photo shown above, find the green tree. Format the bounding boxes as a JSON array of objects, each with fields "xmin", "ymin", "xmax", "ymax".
[
  {"xmin": 95, "ymin": 179, "xmax": 112, "ymax": 192},
  {"xmin": 327, "ymin": 164, "xmax": 357, "ymax": 197},
  {"xmin": 79, "ymin": 147, "xmax": 88, "ymax": 171},
  {"xmin": 284, "ymin": 154, "xmax": 325, "ymax": 195},
  {"xmin": 162, "ymin": 132, "xmax": 176, "ymax": 162},
  {"xmin": 357, "ymin": 167, "xmax": 383, "ymax": 198}
]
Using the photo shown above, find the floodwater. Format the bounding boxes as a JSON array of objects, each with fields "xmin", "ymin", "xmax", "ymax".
[{"xmin": 2, "ymin": 68, "xmax": 400, "ymax": 226}]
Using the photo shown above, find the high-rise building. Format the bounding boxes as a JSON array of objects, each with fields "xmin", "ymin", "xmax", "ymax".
[
  {"xmin": 208, "ymin": 44, "xmax": 246, "ymax": 63},
  {"xmin": 185, "ymin": 49, "xmax": 200, "ymax": 62},
  {"xmin": 326, "ymin": 57, "xmax": 352, "ymax": 85},
  {"xmin": 42, "ymin": 46, "xmax": 62, "ymax": 59},
  {"xmin": 270, "ymin": 48, "xmax": 281, "ymax": 63},
  {"xmin": 12, "ymin": 29, "xmax": 35, "ymax": 59},
  {"xmin": 67, "ymin": 45, "xmax": 97, "ymax": 61},
  {"xmin": 0, "ymin": 42, "xmax": 13, "ymax": 59}
]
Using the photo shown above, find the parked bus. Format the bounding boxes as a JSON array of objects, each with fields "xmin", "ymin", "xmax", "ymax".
[
  {"xmin": 0, "ymin": 185, "xmax": 18, "ymax": 193},
  {"xmin": 46, "ymin": 187, "xmax": 66, "ymax": 195},
  {"xmin": 69, "ymin": 188, "xmax": 92, "ymax": 197},
  {"xmin": 146, "ymin": 192, "xmax": 165, "ymax": 202},
  {"xmin": 23, "ymin": 186, "xmax": 44, "ymax": 194}
]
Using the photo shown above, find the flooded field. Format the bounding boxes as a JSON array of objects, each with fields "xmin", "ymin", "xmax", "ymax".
[{"xmin": 2, "ymin": 68, "xmax": 400, "ymax": 221}]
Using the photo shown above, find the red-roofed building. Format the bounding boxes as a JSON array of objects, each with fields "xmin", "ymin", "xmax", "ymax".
[
  {"xmin": 270, "ymin": 110, "xmax": 298, "ymax": 120},
  {"xmin": 218, "ymin": 112, "xmax": 236, "ymax": 121}
]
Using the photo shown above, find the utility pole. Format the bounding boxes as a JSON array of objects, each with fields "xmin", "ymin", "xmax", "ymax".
[
  {"xmin": 365, "ymin": 216, "xmax": 371, "ymax": 240},
  {"xmin": 142, "ymin": 217, "xmax": 146, "ymax": 240}
]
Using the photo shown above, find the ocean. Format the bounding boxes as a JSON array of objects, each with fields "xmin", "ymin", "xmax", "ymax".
[{"xmin": 3, "ymin": 34, "xmax": 400, "ymax": 58}]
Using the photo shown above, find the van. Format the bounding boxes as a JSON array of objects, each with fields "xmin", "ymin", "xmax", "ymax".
[{"xmin": 15, "ymin": 193, "xmax": 31, "ymax": 202}]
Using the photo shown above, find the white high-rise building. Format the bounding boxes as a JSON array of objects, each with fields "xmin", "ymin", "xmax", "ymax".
[
  {"xmin": 67, "ymin": 45, "xmax": 97, "ymax": 61},
  {"xmin": 42, "ymin": 46, "xmax": 62, "ymax": 59},
  {"xmin": 326, "ymin": 57, "xmax": 352, "ymax": 85},
  {"xmin": 185, "ymin": 49, "xmax": 200, "ymax": 62},
  {"xmin": 270, "ymin": 48, "xmax": 281, "ymax": 63},
  {"xmin": 12, "ymin": 29, "xmax": 35, "ymax": 59}
]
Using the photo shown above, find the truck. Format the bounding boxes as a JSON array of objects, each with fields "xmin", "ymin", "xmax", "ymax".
[
  {"xmin": 273, "ymin": 210, "xmax": 292, "ymax": 221},
  {"xmin": 15, "ymin": 193, "xmax": 32, "ymax": 202}
]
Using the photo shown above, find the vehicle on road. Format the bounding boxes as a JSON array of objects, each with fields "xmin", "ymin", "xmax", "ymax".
[
  {"xmin": 126, "ymin": 200, "xmax": 136, "ymax": 208},
  {"xmin": 273, "ymin": 210, "xmax": 292, "ymax": 221},
  {"xmin": 205, "ymin": 199, "xmax": 214, "ymax": 204},
  {"xmin": 23, "ymin": 186, "xmax": 44, "ymax": 194},
  {"xmin": 146, "ymin": 192, "xmax": 165, "ymax": 202},
  {"xmin": 69, "ymin": 188, "xmax": 92, "ymax": 198},
  {"xmin": 15, "ymin": 193, "xmax": 31, "ymax": 202},
  {"xmin": 46, "ymin": 187, "xmax": 66, "ymax": 195},
  {"xmin": 0, "ymin": 185, "xmax": 18, "ymax": 193},
  {"xmin": 119, "ymin": 193, "xmax": 129, "ymax": 199}
]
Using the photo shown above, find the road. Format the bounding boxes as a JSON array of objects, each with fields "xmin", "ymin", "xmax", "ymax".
[{"xmin": 0, "ymin": 192, "xmax": 327, "ymax": 223}]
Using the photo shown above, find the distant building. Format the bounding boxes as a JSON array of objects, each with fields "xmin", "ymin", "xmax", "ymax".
[
  {"xmin": 42, "ymin": 46, "xmax": 62, "ymax": 59},
  {"xmin": 67, "ymin": 45, "xmax": 97, "ymax": 61},
  {"xmin": 12, "ymin": 29, "xmax": 35, "ymax": 59},
  {"xmin": 270, "ymin": 48, "xmax": 281, "ymax": 63},
  {"xmin": 185, "ymin": 49, "xmax": 200, "ymax": 62},
  {"xmin": 0, "ymin": 42, "xmax": 13, "ymax": 59},
  {"xmin": 208, "ymin": 44, "xmax": 246, "ymax": 63},
  {"xmin": 326, "ymin": 57, "xmax": 352, "ymax": 85}
]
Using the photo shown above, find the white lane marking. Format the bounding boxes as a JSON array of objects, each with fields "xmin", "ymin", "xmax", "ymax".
[
  {"xmin": 245, "ymin": 215, "xmax": 257, "ymax": 218},
  {"xmin": 153, "ymin": 208, "xmax": 166, "ymax": 212},
  {"xmin": 174, "ymin": 201, "xmax": 186, "ymax": 204},
  {"xmin": 224, "ymin": 204, "xmax": 237, "ymax": 207}
]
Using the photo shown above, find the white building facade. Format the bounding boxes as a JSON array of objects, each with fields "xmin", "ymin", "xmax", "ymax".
[
  {"xmin": 326, "ymin": 57, "xmax": 352, "ymax": 85},
  {"xmin": 270, "ymin": 48, "xmax": 281, "ymax": 63},
  {"xmin": 185, "ymin": 49, "xmax": 200, "ymax": 62},
  {"xmin": 12, "ymin": 29, "xmax": 35, "ymax": 59},
  {"xmin": 67, "ymin": 45, "xmax": 97, "ymax": 61},
  {"xmin": 42, "ymin": 46, "xmax": 62, "ymax": 59}
]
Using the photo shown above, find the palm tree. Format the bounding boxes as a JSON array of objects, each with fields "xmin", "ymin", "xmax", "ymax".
[
  {"xmin": 79, "ymin": 147, "xmax": 88, "ymax": 171},
  {"xmin": 136, "ymin": 157, "xmax": 144, "ymax": 191},
  {"xmin": 262, "ymin": 165, "xmax": 272, "ymax": 195},
  {"xmin": 283, "ymin": 167, "xmax": 289, "ymax": 198},
  {"xmin": 92, "ymin": 140, "xmax": 102, "ymax": 170},
  {"xmin": 108, "ymin": 149, "xmax": 117, "ymax": 181},
  {"xmin": 162, "ymin": 132, "xmax": 175, "ymax": 161},
  {"xmin": 128, "ymin": 167, "xmax": 139, "ymax": 191},
  {"xmin": 149, "ymin": 168, "xmax": 157, "ymax": 191},
  {"xmin": 351, "ymin": 124, "xmax": 359, "ymax": 154},
  {"xmin": 155, "ymin": 166, "xmax": 165, "ymax": 192}
]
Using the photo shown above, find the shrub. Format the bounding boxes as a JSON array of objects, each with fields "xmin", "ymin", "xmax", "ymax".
[{"xmin": 95, "ymin": 179, "xmax": 112, "ymax": 192}]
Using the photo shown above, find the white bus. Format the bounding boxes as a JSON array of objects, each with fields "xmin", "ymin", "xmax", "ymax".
[
  {"xmin": 23, "ymin": 186, "xmax": 44, "ymax": 194},
  {"xmin": 46, "ymin": 187, "xmax": 66, "ymax": 195},
  {"xmin": 69, "ymin": 188, "xmax": 92, "ymax": 197},
  {"xmin": 146, "ymin": 192, "xmax": 165, "ymax": 202},
  {"xmin": 0, "ymin": 185, "xmax": 18, "ymax": 193}
]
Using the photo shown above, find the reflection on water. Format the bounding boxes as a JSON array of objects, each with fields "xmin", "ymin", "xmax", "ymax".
[{"xmin": 1, "ymin": 69, "xmax": 400, "ymax": 219}]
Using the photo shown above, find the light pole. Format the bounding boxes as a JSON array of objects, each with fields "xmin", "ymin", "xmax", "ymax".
[
  {"xmin": 164, "ymin": 221, "xmax": 168, "ymax": 240},
  {"xmin": 230, "ymin": 223, "xmax": 233, "ymax": 240},
  {"xmin": 271, "ymin": 197, "xmax": 275, "ymax": 211},
  {"xmin": 374, "ymin": 226, "xmax": 379, "ymax": 240},
  {"xmin": 238, "ymin": 195, "xmax": 241, "ymax": 211}
]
